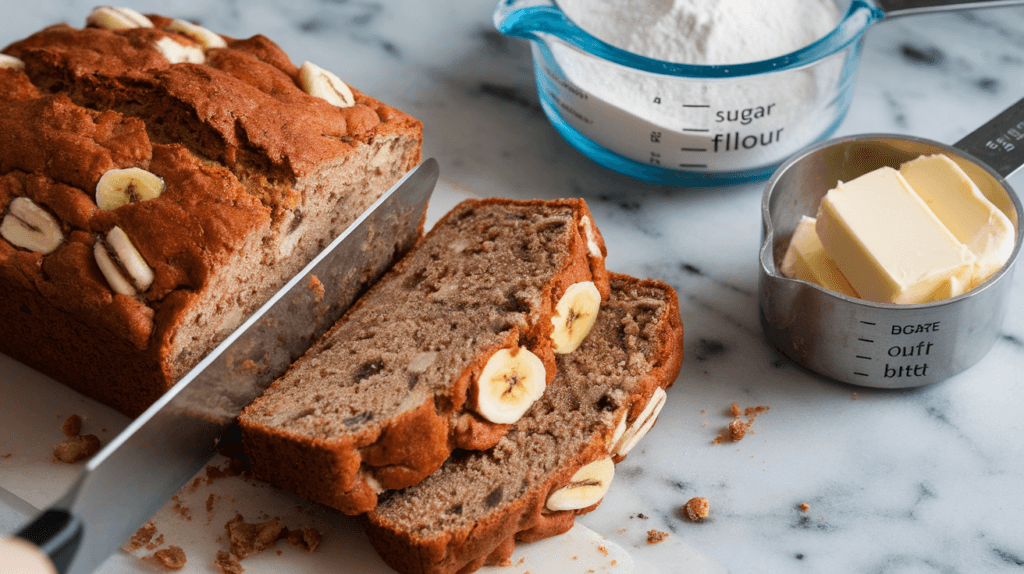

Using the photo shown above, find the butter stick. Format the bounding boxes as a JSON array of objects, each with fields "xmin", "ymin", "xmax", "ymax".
[
  {"xmin": 780, "ymin": 216, "xmax": 858, "ymax": 297},
  {"xmin": 815, "ymin": 167, "xmax": 976, "ymax": 304},
  {"xmin": 899, "ymin": 154, "xmax": 1015, "ymax": 288}
]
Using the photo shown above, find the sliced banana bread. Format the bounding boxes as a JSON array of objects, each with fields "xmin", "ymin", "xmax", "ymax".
[
  {"xmin": 362, "ymin": 273, "xmax": 683, "ymax": 574},
  {"xmin": 238, "ymin": 198, "xmax": 610, "ymax": 515}
]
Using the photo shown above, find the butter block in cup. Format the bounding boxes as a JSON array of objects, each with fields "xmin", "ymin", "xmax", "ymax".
[
  {"xmin": 780, "ymin": 215, "xmax": 859, "ymax": 297},
  {"xmin": 899, "ymin": 154, "xmax": 1015, "ymax": 288},
  {"xmin": 815, "ymin": 167, "xmax": 976, "ymax": 304}
]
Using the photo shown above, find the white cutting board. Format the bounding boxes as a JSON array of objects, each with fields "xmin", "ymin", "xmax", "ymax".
[{"xmin": 0, "ymin": 179, "xmax": 637, "ymax": 574}]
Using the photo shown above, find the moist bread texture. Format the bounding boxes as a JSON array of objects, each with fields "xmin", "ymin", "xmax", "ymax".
[
  {"xmin": 0, "ymin": 13, "xmax": 422, "ymax": 416},
  {"xmin": 238, "ymin": 198, "xmax": 610, "ymax": 515},
  {"xmin": 363, "ymin": 273, "xmax": 683, "ymax": 574}
]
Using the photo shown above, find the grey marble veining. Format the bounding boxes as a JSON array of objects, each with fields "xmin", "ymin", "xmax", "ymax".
[{"xmin": 4, "ymin": 2, "xmax": 1024, "ymax": 573}]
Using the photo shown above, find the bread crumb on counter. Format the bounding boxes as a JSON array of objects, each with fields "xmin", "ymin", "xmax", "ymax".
[
  {"xmin": 683, "ymin": 497, "xmax": 710, "ymax": 522},
  {"xmin": 214, "ymin": 551, "xmax": 244, "ymax": 574},
  {"xmin": 215, "ymin": 513, "xmax": 323, "ymax": 573},
  {"xmin": 171, "ymin": 495, "xmax": 192, "ymax": 521},
  {"xmin": 52, "ymin": 434, "xmax": 101, "ymax": 463},
  {"xmin": 147, "ymin": 534, "xmax": 165, "ymax": 551},
  {"xmin": 728, "ymin": 419, "xmax": 749, "ymax": 441},
  {"xmin": 799, "ymin": 503, "xmax": 810, "ymax": 512},
  {"xmin": 713, "ymin": 402, "xmax": 770, "ymax": 444},
  {"xmin": 286, "ymin": 526, "xmax": 323, "ymax": 552},
  {"xmin": 53, "ymin": 413, "xmax": 102, "ymax": 463},
  {"xmin": 61, "ymin": 414, "xmax": 82, "ymax": 437},
  {"xmin": 148, "ymin": 545, "xmax": 187, "ymax": 570},
  {"xmin": 646, "ymin": 529, "xmax": 669, "ymax": 544},
  {"xmin": 125, "ymin": 522, "xmax": 158, "ymax": 552}
]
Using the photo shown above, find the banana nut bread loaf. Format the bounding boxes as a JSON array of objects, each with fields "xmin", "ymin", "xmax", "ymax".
[
  {"xmin": 363, "ymin": 273, "xmax": 683, "ymax": 574},
  {"xmin": 0, "ymin": 8, "xmax": 422, "ymax": 416},
  {"xmin": 238, "ymin": 198, "xmax": 611, "ymax": 515}
]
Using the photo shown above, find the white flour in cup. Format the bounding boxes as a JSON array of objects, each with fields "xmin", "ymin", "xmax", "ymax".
[
  {"xmin": 557, "ymin": 0, "xmax": 841, "ymax": 65},
  {"xmin": 545, "ymin": 0, "xmax": 848, "ymax": 173}
]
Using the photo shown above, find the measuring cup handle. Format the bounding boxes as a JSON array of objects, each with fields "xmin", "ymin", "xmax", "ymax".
[
  {"xmin": 875, "ymin": 0, "xmax": 1024, "ymax": 19},
  {"xmin": 955, "ymin": 96, "xmax": 1024, "ymax": 180}
]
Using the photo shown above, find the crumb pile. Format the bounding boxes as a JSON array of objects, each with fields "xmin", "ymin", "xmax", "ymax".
[
  {"xmin": 52, "ymin": 414, "xmax": 101, "ymax": 463},
  {"xmin": 215, "ymin": 514, "xmax": 322, "ymax": 574},
  {"xmin": 713, "ymin": 401, "xmax": 769, "ymax": 444}
]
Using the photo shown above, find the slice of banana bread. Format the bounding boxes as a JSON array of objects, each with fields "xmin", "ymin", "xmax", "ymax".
[
  {"xmin": 363, "ymin": 273, "xmax": 683, "ymax": 574},
  {"xmin": 238, "ymin": 198, "xmax": 610, "ymax": 515}
]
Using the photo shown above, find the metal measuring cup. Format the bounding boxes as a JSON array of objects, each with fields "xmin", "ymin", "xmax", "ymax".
[{"xmin": 759, "ymin": 99, "xmax": 1024, "ymax": 388}]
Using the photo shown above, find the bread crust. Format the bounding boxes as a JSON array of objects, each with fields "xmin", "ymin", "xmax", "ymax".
[
  {"xmin": 363, "ymin": 273, "xmax": 684, "ymax": 574},
  {"xmin": 238, "ymin": 198, "xmax": 610, "ymax": 515}
]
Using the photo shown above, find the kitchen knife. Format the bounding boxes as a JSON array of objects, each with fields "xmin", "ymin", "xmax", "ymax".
[{"xmin": 4, "ymin": 158, "xmax": 439, "ymax": 574}]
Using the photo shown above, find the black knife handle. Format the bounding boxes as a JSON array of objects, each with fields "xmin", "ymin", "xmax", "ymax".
[{"xmin": 16, "ymin": 509, "xmax": 82, "ymax": 573}]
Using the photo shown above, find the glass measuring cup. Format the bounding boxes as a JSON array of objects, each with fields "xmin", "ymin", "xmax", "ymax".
[
  {"xmin": 758, "ymin": 99, "xmax": 1024, "ymax": 388},
  {"xmin": 494, "ymin": 0, "xmax": 1024, "ymax": 187},
  {"xmin": 495, "ymin": 0, "xmax": 879, "ymax": 186}
]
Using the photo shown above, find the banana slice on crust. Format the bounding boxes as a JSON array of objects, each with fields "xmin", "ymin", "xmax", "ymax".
[
  {"xmin": 550, "ymin": 281, "xmax": 601, "ymax": 354},
  {"xmin": 579, "ymin": 215, "xmax": 603, "ymax": 259},
  {"xmin": 166, "ymin": 19, "xmax": 228, "ymax": 49},
  {"xmin": 86, "ymin": 6, "xmax": 153, "ymax": 30},
  {"xmin": 474, "ymin": 347, "xmax": 546, "ymax": 424},
  {"xmin": 1, "ymin": 197, "xmax": 63, "ymax": 254},
  {"xmin": 94, "ymin": 226, "xmax": 154, "ymax": 296},
  {"xmin": 613, "ymin": 387, "xmax": 667, "ymax": 457},
  {"xmin": 607, "ymin": 411, "xmax": 628, "ymax": 453},
  {"xmin": 0, "ymin": 54, "xmax": 25, "ymax": 69},
  {"xmin": 153, "ymin": 37, "xmax": 206, "ymax": 64},
  {"xmin": 546, "ymin": 457, "xmax": 615, "ymax": 511},
  {"xmin": 298, "ymin": 61, "xmax": 356, "ymax": 108},
  {"xmin": 95, "ymin": 168, "xmax": 165, "ymax": 210}
]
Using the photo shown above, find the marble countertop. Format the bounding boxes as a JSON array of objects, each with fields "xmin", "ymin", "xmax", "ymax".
[{"xmin": 4, "ymin": 2, "xmax": 1024, "ymax": 573}]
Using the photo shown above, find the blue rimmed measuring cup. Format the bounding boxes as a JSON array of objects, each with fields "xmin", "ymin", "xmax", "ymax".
[{"xmin": 494, "ymin": 0, "xmax": 1024, "ymax": 187}]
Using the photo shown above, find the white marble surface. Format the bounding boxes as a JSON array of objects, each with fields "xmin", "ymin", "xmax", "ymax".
[{"xmin": 4, "ymin": 1, "xmax": 1024, "ymax": 573}]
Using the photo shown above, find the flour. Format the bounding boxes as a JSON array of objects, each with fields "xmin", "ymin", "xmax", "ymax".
[
  {"xmin": 543, "ymin": 0, "xmax": 849, "ymax": 173},
  {"xmin": 557, "ymin": 0, "xmax": 841, "ymax": 65}
]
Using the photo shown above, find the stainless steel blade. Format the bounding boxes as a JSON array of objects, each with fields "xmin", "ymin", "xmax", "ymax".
[{"xmin": 24, "ymin": 158, "xmax": 438, "ymax": 574}]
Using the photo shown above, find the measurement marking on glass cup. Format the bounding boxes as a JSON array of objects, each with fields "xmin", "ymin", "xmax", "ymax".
[
  {"xmin": 681, "ymin": 147, "xmax": 707, "ymax": 152},
  {"xmin": 854, "ymin": 372, "xmax": 870, "ymax": 377},
  {"xmin": 679, "ymin": 163, "xmax": 708, "ymax": 168},
  {"xmin": 860, "ymin": 321, "xmax": 877, "ymax": 325},
  {"xmin": 858, "ymin": 338, "xmax": 874, "ymax": 343},
  {"xmin": 856, "ymin": 355, "xmax": 872, "ymax": 360},
  {"xmin": 683, "ymin": 128, "xmax": 710, "ymax": 133},
  {"xmin": 683, "ymin": 104, "xmax": 710, "ymax": 108}
]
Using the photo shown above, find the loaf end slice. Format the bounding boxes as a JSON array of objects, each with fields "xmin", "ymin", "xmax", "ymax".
[{"xmin": 363, "ymin": 273, "xmax": 684, "ymax": 574}]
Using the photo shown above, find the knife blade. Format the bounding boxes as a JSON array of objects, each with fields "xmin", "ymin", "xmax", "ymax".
[{"xmin": 7, "ymin": 158, "xmax": 439, "ymax": 574}]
